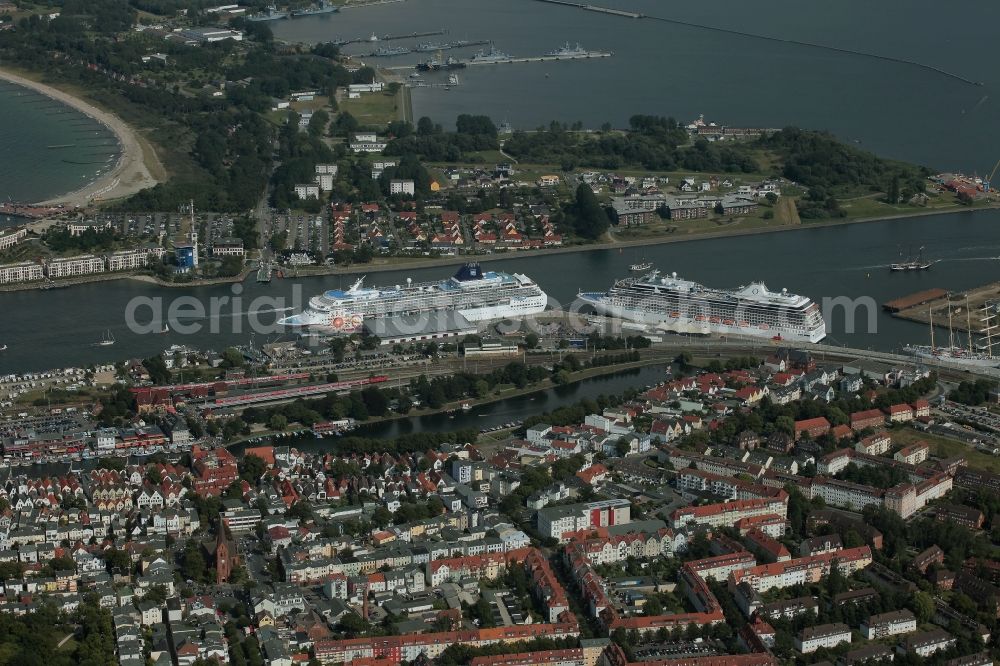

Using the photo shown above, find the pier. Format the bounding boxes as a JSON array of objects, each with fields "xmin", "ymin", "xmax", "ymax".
[
  {"xmin": 888, "ymin": 282, "xmax": 1000, "ymax": 335},
  {"xmin": 337, "ymin": 29, "xmax": 447, "ymax": 46},
  {"xmin": 883, "ymin": 288, "xmax": 949, "ymax": 312},
  {"xmin": 340, "ymin": 0, "xmax": 408, "ymax": 8},
  {"xmin": 386, "ymin": 49, "xmax": 612, "ymax": 71},
  {"xmin": 359, "ymin": 39, "xmax": 490, "ymax": 57},
  {"xmin": 465, "ymin": 50, "xmax": 612, "ymax": 66}
]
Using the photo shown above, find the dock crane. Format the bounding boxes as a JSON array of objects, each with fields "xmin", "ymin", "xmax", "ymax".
[{"xmin": 985, "ymin": 158, "xmax": 1000, "ymax": 193}]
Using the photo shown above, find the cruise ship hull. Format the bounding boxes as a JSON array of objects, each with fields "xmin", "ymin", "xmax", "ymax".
[
  {"xmin": 279, "ymin": 264, "xmax": 548, "ymax": 333},
  {"xmin": 580, "ymin": 296, "xmax": 826, "ymax": 343}
]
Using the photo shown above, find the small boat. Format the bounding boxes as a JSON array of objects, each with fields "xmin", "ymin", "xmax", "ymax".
[
  {"xmin": 630, "ymin": 261, "xmax": 653, "ymax": 272},
  {"xmin": 95, "ymin": 330, "xmax": 115, "ymax": 347},
  {"xmin": 0, "ymin": 345, "xmax": 7, "ymax": 351},
  {"xmin": 162, "ymin": 323, "xmax": 170, "ymax": 333}
]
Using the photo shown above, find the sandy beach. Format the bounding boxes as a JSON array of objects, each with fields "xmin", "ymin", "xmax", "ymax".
[{"xmin": 0, "ymin": 68, "xmax": 163, "ymax": 207}]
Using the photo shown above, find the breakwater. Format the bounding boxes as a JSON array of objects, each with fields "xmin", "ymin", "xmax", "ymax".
[{"xmin": 530, "ymin": 0, "xmax": 983, "ymax": 87}]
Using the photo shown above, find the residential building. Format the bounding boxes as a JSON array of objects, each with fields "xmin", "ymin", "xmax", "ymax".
[
  {"xmin": 663, "ymin": 196, "xmax": 710, "ymax": 220},
  {"xmin": 795, "ymin": 623, "xmax": 851, "ymax": 654},
  {"xmin": 210, "ymin": 238, "xmax": 245, "ymax": 257},
  {"xmin": 794, "ymin": 417, "xmax": 830, "ymax": 440},
  {"xmin": 0, "ymin": 226, "xmax": 27, "ymax": 251},
  {"xmin": 45, "ymin": 254, "xmax": 106, "ymax": 278},
  {"xmin": 935, "ymin": 504, "xmax": 984, "ymax": 529},
  {"xmin": 855, "ymin": 433, "xmax": 891, "ymax": 456},
  {"xmin": 894, "ymin": 442, "xmax": 930, "ymax": 465},
  {"xmin": 728, "ymin": 546, "xmax": 873, "ymax": 593},
  {"xmin": 107, "ymin": 249, "xmax": 154, "ymax": 271},
  {"xmin": 389, "ymin": 179, "xmax": 415, "ymax": 196},
  {"xmin": 898, "ymin": 629, "xmax": 955, "ymax": 657},
  {"xmin": 179, "ymin": 27, "xmax": 243, "ymax": 43},
  {"xmin": 537, "ymin": 499, "xmax": 631, "ymax": 542},
  {"xmin": 669, "ymin": 497, "xmax": 788, "ymax": 531},
  {"xmin": 861, "ymin": 609, "xmax": 917, "ymax": 639},
  {"xmin": 0, "ymin": 261, "xmax": 44, "ymax": 284},
  {"xmin": 350, "ymin": 133, "xmax": 388, "ymax": 153},
  {"xmin": 294, "ymin": 184, "xmax": 320, "ymax": 199}
]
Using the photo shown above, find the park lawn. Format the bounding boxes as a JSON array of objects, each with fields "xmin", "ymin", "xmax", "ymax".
[
  {"xmin": 611, "ymin": 210, "xmax": 793, "ymax": 241},
  {"xmin": 891, "ymin": 426, "xmax": 1000, "ymax": 474},
  {"xmin": 56, "ymin": 637, "xmax": 78, "ymax": 653},
  {"xmin": 340, "ymin": 90, "xmax": 403, "ymax": 125},
  {"xmin": 835, "ymin": 190, "xmax": 978, "ymax": 222}
]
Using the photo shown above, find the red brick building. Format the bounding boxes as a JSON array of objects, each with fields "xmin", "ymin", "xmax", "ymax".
[
  {"xmin": 850, "ymin": 409, "xmax": 885, "ymax": 432},
  {"xmin": 794, "ymin": 417, "xmax": 831, "ymax": 440},
  {"xmin": 191, "ymin": 445, "xmax": 239, "ymax": 497}
]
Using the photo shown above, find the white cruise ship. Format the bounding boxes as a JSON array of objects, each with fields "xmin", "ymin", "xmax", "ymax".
[
  {"xmin": 579, "ymin": 269, "xmax": 827, "ymax": 343},
  {"xmin": 279, "ymin": 263, "xmax": 548, "ymax": 332}
]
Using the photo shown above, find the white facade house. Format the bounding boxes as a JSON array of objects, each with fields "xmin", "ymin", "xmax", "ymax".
[
  {"xmin": 315, "ymin": 173, "xmax": 335, "ymax": 192},
  {"xmin": 0, "ymin": 227, "xmax": 27, "ymax": 251},
  {"xmin": 210, "ymin": 239, "xmax": 245, "ymax": 257},
  {"xmin": 390, "ymin": 179, "xmax": 415, "ymax": 196},
  {"xmin": 45, "ymin": 254, "xmax": 106, "ymax": 278},
  {"xmin": 294, "ymin": 184, "xmax": 320, "ymax": 199},
  {"xmin": 536, "ymin": 499, "xmax": 631, "ymax": 542},
  {"xmin": 348, "ymin": 81, "xmax": 384, "ymax": 94},
  {"xmin": 796, "ymin": 623, "xmax": 851, "ymax": 654},
  {"xmin": 107, "ymin": 249, "xmax": 153, "ymax": 271},
  {"xmin": 350, "ymin": 133, "xmax": 388, "ymax": 153},
  {"xmin": 0, "ymin": 261, "xmax": 44, "ymax": 284},
  {"xmin": 862, "ymin": 609, "xmax": 917, "ymax": 640}
]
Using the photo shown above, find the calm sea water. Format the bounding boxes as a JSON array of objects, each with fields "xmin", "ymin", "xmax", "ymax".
[
  {"xmin": 0, "ymin": 79, "xmax": 120, "ymax": 204},
  {"xmin": 2, "ymin": 211, "xmax": 999, "ymax": 374},
  {"xmin": 273, "ymin": 0, "xmax": 998, "ymax": 171}
]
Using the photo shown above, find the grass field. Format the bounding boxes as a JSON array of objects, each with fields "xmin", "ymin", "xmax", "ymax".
[
  {"xmin": 891, "ymin": 426, "xmax": 1000, "ymax": 474},
  {"xmin": 340, "ymin": 90, "xmax": 403, "ymax": 126},
  {"xmin": 837, "ymin": 191, "xmax": 973, "ymax": 221}
]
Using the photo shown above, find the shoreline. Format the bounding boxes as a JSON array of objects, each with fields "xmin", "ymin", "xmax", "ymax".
[
  {"xmin": 225, "ymin": 354, "xmax": 667, "ymax": 451},
  {"xmin": 0, "ymin": 268, "xmax": 252, "ymax": 293},
  {"xmin": 0, "ymin": 67, "xmax": 163, "ymax": 207},
  {"xmin": 2, "ymin": 204, "xmax": 995, "ymax": 292},
  {"xmin": 295, "ymin": 202, "xmax": 1000, "ymax": 277}
]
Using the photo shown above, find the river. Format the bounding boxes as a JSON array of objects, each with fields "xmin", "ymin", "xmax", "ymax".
[
  {"xmin": 3, "ymin": 211, "xmax": 1000, "ymax": 374},
  {"xmin": 229, "ymin": 361, "xmax": 669, "ymax": 454}
]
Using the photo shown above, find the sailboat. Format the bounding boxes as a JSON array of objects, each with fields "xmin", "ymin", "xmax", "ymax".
[
  {"xmin": 162, "ymin": 323, "xmax": 170, "ymax": 334},
  {"xmin": 95, "ymin": 330, "xmax": 115, "ymax": 347},
  {"xmin": 890, "ymin": 245, "xmax": 934, "ymax": 271},
  {"xmin": 903, "ymin": 299, "xmax": 999, "ymax": 368}
]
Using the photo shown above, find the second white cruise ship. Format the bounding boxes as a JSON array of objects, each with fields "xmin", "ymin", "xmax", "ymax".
[
  {"xmin": 579, "ymin": 269, "xmax": 826, "ymax": 343},
  {"xmin": 279, "ymin": 263, "xmax": 548, "ymax": 332}
]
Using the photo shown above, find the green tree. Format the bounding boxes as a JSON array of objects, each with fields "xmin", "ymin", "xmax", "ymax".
[
  {"xmin": 910, "ymin": 591, "xmax": 935, "ymax": 623},
  {"xmin": 239, "ymin": 453, "xmax": 267, "ymax": 483},
  {"xmin": 566, "ymin": 183, "xmax": 610, "ymax": 240},
  {"xmin": 222, "ymin": 347, "xmax": 245, "ymax": 368}
]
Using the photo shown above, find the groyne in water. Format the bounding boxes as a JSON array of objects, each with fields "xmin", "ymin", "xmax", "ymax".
[{"xmin": 530, "ymin": 0, "xmax": 983, "ymax": 87}]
